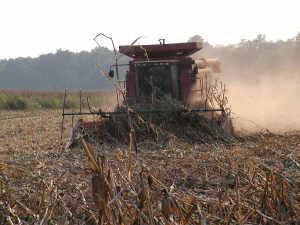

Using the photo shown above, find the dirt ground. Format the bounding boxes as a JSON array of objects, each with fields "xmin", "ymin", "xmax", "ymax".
[{"xmin": 0, "ymin": 110, "xmax": 299, "ymax": 224}]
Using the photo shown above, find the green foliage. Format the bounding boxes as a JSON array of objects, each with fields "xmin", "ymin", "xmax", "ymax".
[
  {"xmin": 0, "ymin": 92, "xmax": 7, "ymax": 109},
  {"xmin": 35, "ymin": 96, "xmax": 77, "ymax": 109},
  {"xmin": 63, "ymin": 96, "xmax": 77, "ymax": 109},
  {"xmin": 0, "ymin": 47, "xmax": 125, "ymax": 90},
  {"xmin": 3, "ymin": 95, "xmax": 29, "ymax": 110},
  {"xmin": 35, "ymin": 97, "xmax": 62, "ymax": 109},
  {"xmin": 0, "ymin": 91, "xmax": 107, "ymax": 110}
]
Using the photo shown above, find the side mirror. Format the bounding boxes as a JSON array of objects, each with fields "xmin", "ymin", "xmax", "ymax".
[{"xmin": 108, "ymin": 70, "xmax": 114, "ymax": 78}]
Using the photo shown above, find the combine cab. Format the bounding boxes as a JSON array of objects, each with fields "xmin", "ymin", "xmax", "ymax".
[{"xmin": 62, "ymin": 36, "xmax": 233, "ymax": 147}]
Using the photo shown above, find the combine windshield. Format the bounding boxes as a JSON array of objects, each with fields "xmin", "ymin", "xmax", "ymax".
[{"xmin": 135, "ymin": 61, "xmax": 178, "ymax": 101}]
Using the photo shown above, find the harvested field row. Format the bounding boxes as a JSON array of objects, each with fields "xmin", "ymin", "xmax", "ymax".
[
  {"xmin": 67, "ymin": 110, "xmax": 234, "ymax": 149},
  {"xmin": 0, "ymin": 111, "xmax": 299, "ymax": 224}
]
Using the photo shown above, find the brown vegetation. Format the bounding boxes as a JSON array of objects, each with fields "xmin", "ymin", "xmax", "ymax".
[
  {"xmin": 1, "ymin": 34, "xmax": 300, "ymax": 224},
  {"xmin": 0, "ymin": 111, "xmax": 299, "ymax": 224}
]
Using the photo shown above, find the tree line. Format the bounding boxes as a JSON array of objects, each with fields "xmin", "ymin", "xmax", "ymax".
[
  {"xmin": 0, "ymin": 33, "xmax": 299, "ymax": 90},
  {"xmin": 190, "ymin": 33, "xmax": 300, "ymax": 82}
]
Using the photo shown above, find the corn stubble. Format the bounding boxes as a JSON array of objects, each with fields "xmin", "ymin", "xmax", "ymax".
[{"xmin": 0, "ymin": 111, "xmax": 299, "ymax": 224}]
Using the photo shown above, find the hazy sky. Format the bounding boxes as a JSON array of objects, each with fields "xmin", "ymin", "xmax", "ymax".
[{"xmin": 1, "ymin": 0, "xmax": 299, "ymax": 59}]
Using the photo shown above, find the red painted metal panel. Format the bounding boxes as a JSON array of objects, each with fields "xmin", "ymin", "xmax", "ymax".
[
  {"xmin": 180, "ymin": 69, "xmax": 192, "ymax": 103},
  {"xmin": 123, "ymin": 42, "xmax": 201, "ymax": 104},
  {"xmin": 119, "ymin": 42, "xmax": 202, "ymax": 60},
  {"xmin": 126, "ymin": 71, "xmax": 136, "ymax": 98}
]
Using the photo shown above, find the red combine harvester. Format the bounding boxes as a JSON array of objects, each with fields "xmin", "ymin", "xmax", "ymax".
[
  {"xmin": 62, "ymin": 35, "xmax": 232, "ymax": 144},
  {"xmin": 120, "ymin": 40, "xmax": 222, "ymax": 110}
]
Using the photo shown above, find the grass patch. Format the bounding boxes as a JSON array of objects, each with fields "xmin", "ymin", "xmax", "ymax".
[
  {"xmin": 4, "ymin": 95, "xmax": 30, "ymax": 110},
  {"xmin": 0, "ymin": 90, "xmax": 113, "ymax": 110}
]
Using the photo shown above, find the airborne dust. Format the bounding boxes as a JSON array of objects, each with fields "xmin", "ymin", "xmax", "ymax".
[
  {"xmin": 192, "ymin": 36, "xmax": 300, "ymax": 133},
  {"xmin": 226, "ymin": 74, "xmax": 300, "ymax": 132}
]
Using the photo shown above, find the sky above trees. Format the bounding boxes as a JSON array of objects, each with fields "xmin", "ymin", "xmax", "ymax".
[{"xmin": 0, "ymin": 0, "xmax": 299, "ymax": 59}]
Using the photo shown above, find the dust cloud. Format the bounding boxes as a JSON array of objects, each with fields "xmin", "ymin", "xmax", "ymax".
[{"xmin": 225, "ymin": 74, "xmax": 300, "ymax": 133}]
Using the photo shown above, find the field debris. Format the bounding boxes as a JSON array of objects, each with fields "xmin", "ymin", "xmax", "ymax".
[
  {"xmin": 0, "ymin": 111, "xmax": 300, "ymax": 224},
  {"xmin": 67, "ymin": 110, "xmax": 234, "ymax": 149}
]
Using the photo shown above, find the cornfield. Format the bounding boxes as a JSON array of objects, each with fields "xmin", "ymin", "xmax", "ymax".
[{"xmin": 0, "ymin": 110, "xmax": 299, "ymax": 224}]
